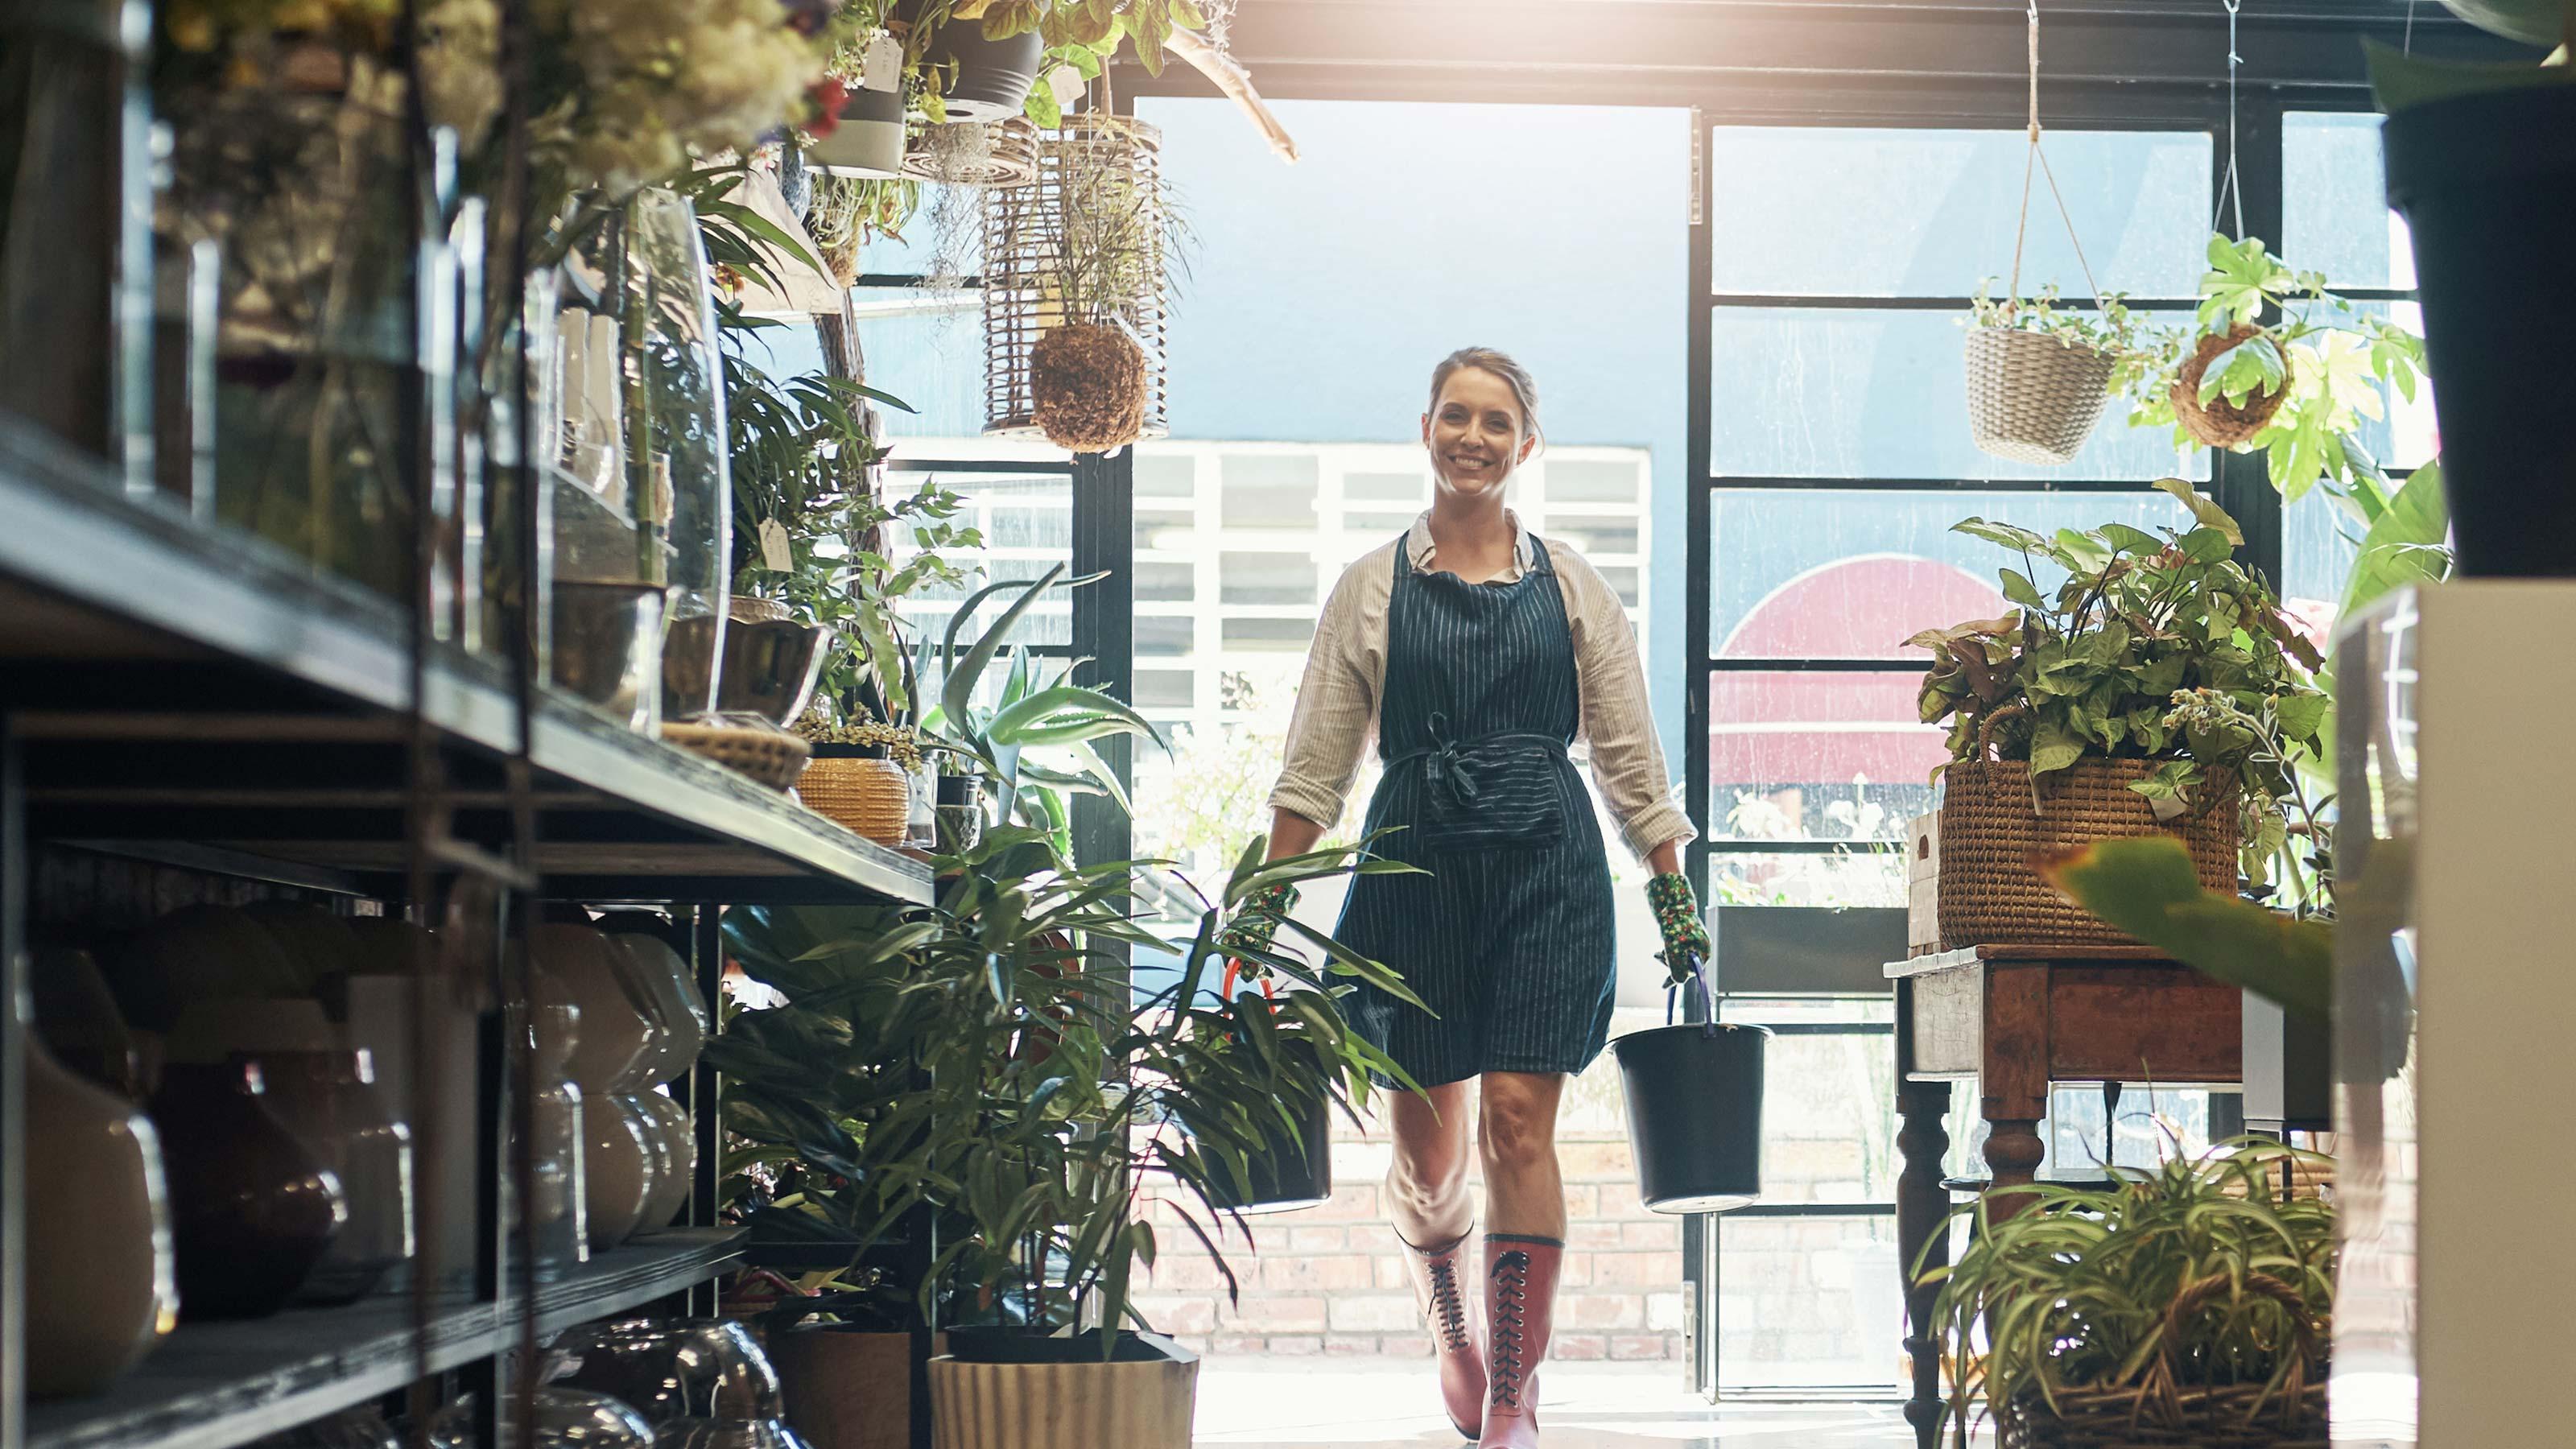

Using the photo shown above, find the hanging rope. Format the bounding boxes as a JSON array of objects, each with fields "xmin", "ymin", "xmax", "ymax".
[
  {"xmin": 2211, "ymin": 0, "xmax": 2247, "ymax": 239},
  {"xmin": 2004, "ymin": 1, "xmax": 2109, "ymax": 315}
]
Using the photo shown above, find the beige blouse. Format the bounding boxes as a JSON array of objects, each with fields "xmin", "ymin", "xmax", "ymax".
[{"xmin": 1265, "ymin": 510, "xmax": 1697, "ymax": 865}]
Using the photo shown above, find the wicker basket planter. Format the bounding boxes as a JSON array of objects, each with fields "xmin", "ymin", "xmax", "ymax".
[
  {"xmin": 661, "ymin": 720, "xmax": 811, "ymax": 791},
  {"xmin": 1965, "ymin": 326, "xmax": 2120, "ymax": 466},
  {"xmin": 799, "ymin": 744, "xmax": 914, "ymax": 844},
  {"xmin": 1996, "ymin": 1379, "xmax": 2326, "ymax": 1448},
  {"xmin": 2171, "ymin": 323, "xmax": 2291, "ymax": 448},
  {"xmin": 1938, "ymin": 753, "xmax": 2236, "ymax": 950}
]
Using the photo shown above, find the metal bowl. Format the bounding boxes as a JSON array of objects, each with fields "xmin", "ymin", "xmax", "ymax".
[
  {"xmin": 712, "ymin": 619, "xmax": 835, "ymax": 727},
  {"xmin": 551, "ymin": 582, "xmax": 671, "ymax": 733}
]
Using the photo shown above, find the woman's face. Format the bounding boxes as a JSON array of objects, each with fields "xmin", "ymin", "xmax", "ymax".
[{"xmin": 1421, "ymin": 367, "xmax": 1534, "ymax": 501}]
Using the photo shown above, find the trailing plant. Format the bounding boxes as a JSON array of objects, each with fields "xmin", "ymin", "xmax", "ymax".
[
  {"xmin": 2120, "ymin": 234, "xmax": 2427, "ymax": 506},
  {"xmin": 794, "ymin": 714, "xmax": 927, "ymax": 770},
  {"xmin": 902, "ymin": 0, "xmax": 1217, "ymax": 125},
  {"xmin": 1922, "ymin": 1137, "xmax": 2335, "ymax": 1447},
  {"xmin": 1967, "ymin": 279, "xmax": 2154, "ymax": 359},
  {"xmin": 1909, "ymin": 482, "xmax": 2326, "ymax": 876}
]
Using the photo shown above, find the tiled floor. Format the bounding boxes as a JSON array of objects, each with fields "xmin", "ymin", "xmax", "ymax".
[{"xmin": 1193, "ymin": 1364, "xmax": 1946, "ymax": 1447}]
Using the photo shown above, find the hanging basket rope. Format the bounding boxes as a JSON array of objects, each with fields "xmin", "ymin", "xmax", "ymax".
[{"xmin": 1966, "ymin": 2, "xmax": 2123, "ymax": 468}]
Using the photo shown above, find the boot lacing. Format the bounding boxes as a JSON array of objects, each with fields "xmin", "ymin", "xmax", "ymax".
[
  {"xmin": 1488, "ymin": 1249, "xmax": 1532, "ymax": 1411},
  {"xmin": 1425, "ymin": 1252, "xmax": 1472, "ymax": 1353}
]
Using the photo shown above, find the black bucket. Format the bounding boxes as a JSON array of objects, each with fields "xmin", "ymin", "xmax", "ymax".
[
  {"xmin": 2383, "ymin": 83, "xmax": 2576, "ymax": 577},
  {"xmin": 1205, "ymin": 1088, "xmax": 1334, "ymax": 1215},
  {"xmin": 1609, "ymin": 963, "xmax": 1768, "ymax": 1214}
]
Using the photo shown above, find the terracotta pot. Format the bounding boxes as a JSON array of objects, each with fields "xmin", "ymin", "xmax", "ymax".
[
  {"xmin": 242, "ymin": 1048, "xmax": 415, "ymax": 1302},
  {"xmin": 151, "ymin": 1060, "xmax": 348, "ymax": 1319},
  {"xmin": 25, "ymin": 1036, "xmax": 175, "ymax": 1397}
]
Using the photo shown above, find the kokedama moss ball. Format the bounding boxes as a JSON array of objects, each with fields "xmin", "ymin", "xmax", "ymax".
[
  {"xmin": 2170, "ymin": 322, "xmax": 2290, "ymax": 448},
  {"xmin": 1030, "ymin": 323, "xmax": 1147, "ymax": 453}
]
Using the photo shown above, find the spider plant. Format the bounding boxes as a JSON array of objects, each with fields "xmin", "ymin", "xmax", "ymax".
[{"xmin": 1921, "ymin": 1137, "xmax": 2334, "ymax": 1447}]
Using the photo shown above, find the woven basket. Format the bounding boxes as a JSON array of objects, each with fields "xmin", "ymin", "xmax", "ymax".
[
  {"xmin": 662, "ymin": 720, "xmax": 811, "ymax": 791},
  {"xmin": 799, "ymin": 752, "xmax": 914, "ymax": 844},
  {"xmin": 1966, "ymin": 326, "xmax": 2119, "ymax": 466},
  {"xmin": 1938, "ymin": 712, "xmax": 2236, "ymax": 949},
  {"xmin": 1993, "ymin": 1273, "xmax": 2327, "ymax": 1449}
]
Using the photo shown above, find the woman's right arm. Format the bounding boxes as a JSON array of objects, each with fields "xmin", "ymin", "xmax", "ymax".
[{"xmin": 1261, "ymin": 561, "xmax": 1381, "ymax": 864}]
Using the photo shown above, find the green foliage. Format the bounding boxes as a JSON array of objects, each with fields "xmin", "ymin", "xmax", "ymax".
[
  {"xmin": 2034, "ymin": 834, "xmax": 2334, "ymax": 1019},
  {"xmin": 1967, "ymin": 280, "xmax": 2154, "ymax": 361},
  {"xmin": 1909, "ymin": 487, "xmax": 2326, "ymax": 835},
  {"xmin": 899, "ymin": 0, "xmax": 1209, "ymax": 122},
  {"xmin": 2119, "ymin": 234, "xmax": 2426, "ymax": 507},
  {"xmin": 1922, "ymin": 1139, "xmax": 2334, "ymax": 1444}
]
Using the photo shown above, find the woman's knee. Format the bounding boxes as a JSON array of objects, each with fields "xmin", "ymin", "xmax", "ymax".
[{"xmin": 1478, "ymin": 1084, "xmax": 1559, "ymax": 1170}]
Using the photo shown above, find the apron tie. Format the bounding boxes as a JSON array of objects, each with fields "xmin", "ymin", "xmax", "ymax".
[{"xmin": 1394, "ymin": 712, "xmax": 1568, "ymax": 813}]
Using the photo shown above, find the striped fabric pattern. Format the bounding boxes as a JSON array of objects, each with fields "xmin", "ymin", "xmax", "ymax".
[{"xmin": 1335, "ymin": 534, "xmax": 1619, "ymax": 1088}]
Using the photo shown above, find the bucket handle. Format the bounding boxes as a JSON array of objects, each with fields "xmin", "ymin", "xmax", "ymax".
[{"xmin": 1666, "ymin": 949, "xmax": 1719, "ymax": 1039}]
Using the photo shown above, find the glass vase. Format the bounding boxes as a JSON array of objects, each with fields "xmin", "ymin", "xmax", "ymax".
[{"xmin": 618, "ymin": 188, "xmax": 732, "ymax": 721}]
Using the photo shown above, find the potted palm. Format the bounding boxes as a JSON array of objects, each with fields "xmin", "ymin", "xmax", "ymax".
[{"xmin": 1908, "ymin": 483, "xmax": 2324, "ymax": 948}]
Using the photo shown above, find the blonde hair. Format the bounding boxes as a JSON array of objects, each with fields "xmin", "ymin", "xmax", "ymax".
[{"xmin": 1427, "ymin": 346, "xmax": 1543, "ymax": 446}]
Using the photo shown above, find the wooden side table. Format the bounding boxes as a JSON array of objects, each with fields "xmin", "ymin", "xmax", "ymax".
[{"xmin": 1888, "ymin": 944, "xmax": 2244, "ymax": 1449}]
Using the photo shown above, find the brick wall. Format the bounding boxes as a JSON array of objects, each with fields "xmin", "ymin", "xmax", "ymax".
[{"xmin": 1133, "ymin": 1010, "xmax": 1690, "ymax": 1362}]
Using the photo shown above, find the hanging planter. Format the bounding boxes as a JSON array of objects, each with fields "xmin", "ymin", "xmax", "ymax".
[
  {"xmin": 2168, "ymin": 321, "xmax": 2289, "ymax": 448},
  {"xmin": 1965, "ymin": 322, "xmax": 2121, "ymax": 467},
  {"xmin": 982, "ymin": 114, "xmax": 1174, "ymax": 452},
  {"xmin": 899, "ymin": 0, "xmax": 1043, "ymax": 125},
  {"xmin": 1608, "ymin": 960, "xmax": 1768, "ymax": 1214},
  {"xmin": 811, "ymin": 81, "xmax": 908, "ymax": 180},
  {"xmin": 1961, "ymin": 5, "xmax": 2133, "ymax": 469}
]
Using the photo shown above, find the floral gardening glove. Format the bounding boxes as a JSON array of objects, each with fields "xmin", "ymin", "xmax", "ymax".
[
  {"xmin": 1646, "ymin": 873, "xmax": 1711, "ymax": 985},
  {"xmin": 1216, "ymin": 881, "xmax": 1300, "ymax": 990}
]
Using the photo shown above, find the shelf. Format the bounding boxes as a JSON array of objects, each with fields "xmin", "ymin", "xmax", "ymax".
[
  {"xmin": 0, "ymin": 420, "xmax": 931, "ymax": 906},
  {"xmin": 23, "ymin": 1228, "xmax": 746, "ymax": 1449}
]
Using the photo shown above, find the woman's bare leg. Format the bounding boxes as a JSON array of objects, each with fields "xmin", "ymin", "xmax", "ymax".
[
  {"xmin": 1477, "ymin": 1071, "xmax": 1567, "ymax": 1236},
  {"xmin": 1385, "ymin": 1080, "xmax": 1476, "ymax": 1245}
]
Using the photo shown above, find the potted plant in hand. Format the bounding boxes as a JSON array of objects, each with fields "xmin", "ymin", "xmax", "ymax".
[
  {"xmin": 2367, "ymin": 4, "xmax": 2573, "ymax": 576},
  {"xmin": 1923, "ymin": 1137, "xmax": 2335, "ymax": 1449},
  {"xmin": 1909, "ymin": 482, "xmax": 2325, "ymax": 949},
  {"xmin": 1963, "ymin": 283, "xmax": 2152, "ymax": 466}
]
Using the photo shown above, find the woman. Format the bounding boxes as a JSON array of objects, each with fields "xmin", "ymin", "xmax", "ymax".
[{"xmin": 1220, "ymin": 348, "xmax": 1711, "ymax": 1447}]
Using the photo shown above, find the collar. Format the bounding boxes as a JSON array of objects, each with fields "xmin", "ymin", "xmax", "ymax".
[{"xmin": 1406, "ymin": 509, "xmax": 1536, "ymax": 577}]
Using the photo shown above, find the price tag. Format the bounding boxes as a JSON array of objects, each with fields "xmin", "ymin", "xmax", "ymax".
[
  {"xmin": 1046, "ymin": 64, "xmax": 1084, "ymax": 110},
  {"xmin": 758, "ymin": 517, "xmax": 794, "ymax": 572},
  {"xmin": 2147, "ymin": 793, "xmax": 2188, "ymax": 823},
  {"xmin": 861, "ymin": 31, "xmax": 903, "ymax": 93}
]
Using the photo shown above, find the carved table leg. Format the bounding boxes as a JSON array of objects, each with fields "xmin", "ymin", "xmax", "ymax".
[
  {"xmin": 1980, "ymin": 964, "xmax": 2052, "ymax": 1225},
  {"xmin": 1896, "ymin": 1076, "xmax": 1953, "ymax": 1449}
]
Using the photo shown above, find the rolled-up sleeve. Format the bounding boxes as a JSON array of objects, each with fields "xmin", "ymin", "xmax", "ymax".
[
  {"xmin": 1558, "ymin": 548, "xmax": 1697, "ymax": 864},
  {"xmin": 1265, "ymin": 561, "xmax": 1379, "ymax": 832}
]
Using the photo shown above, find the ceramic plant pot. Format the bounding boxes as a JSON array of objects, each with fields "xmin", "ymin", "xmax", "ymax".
[
  {"xmin": 584, "ymin": 1091, "xmax": 660, "ymax": 1250},
  {"xmin": 243, "ymin": 1048, "xmax": 416, "ymax": 1302},
  {"xmin": 105, "ymin": 902, "xmax": 303, "ymax": 1033},
  {"xmin": 243, "ymin": 902, "xmax": 365, "ymax": 993},
  {"xmin": 634, "ymin": 1090, "xmax": 696, "ymax": 1231},
  {"xmin": 24, "ymin": 1036, "xmax": 175, "ymax": 1397},
  {"xmin": 927, "ymin": 1335, "xmax": 1198, "ymax": 1449},
  {"xmin": 900, "ymin": 0, "xmax": 1042, "ymax": 123},
  {"xmin": 530, "ymin": 922, "xmax": 657, "ymax": 1094},
  {"xmin": 151, "ymin": 1059, "xmax": 348, "ymax": 1319}
]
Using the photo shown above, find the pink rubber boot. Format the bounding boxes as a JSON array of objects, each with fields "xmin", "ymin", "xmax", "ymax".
[
  {"xmin": 1402, "ymin": 1229, "xmax": 1486, "ymax": 1439},
  {"xmin": 1478, "ymin": 1234, "xmax": 1564, "ymax": 1449}
]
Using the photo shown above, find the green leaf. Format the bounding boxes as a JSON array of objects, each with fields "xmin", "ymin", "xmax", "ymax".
[
  {"xmin": 2178, "ymin": 527, "xmax": 2236, "ymax": 565},
  {"xmin": 2098, "ymin": 522, "xmax": 2164, "ymax": 557},
  {"xmin": 2028, "ymin": 717, "xmax": 2087, "ymax": 776},
  {"xmin": 1999, "ymin": 568, "xmax": 2046, "ymax": 609},
  {"xmin": 2154, "ymin": 479, "xmax": 2245, "ymax": 545},
  {"xmin": 696, "ymin": 196, "xmax": 829, "ymax": 283},
  {"xmin": 2273, "ymin": 692, "xmax": 2330, "ymax": 744},
  {"xmin": 2035, "ymin": 836, "xmax": 2333, "ymax": 1019},
  {"xmin": 942, "ymin": 566, "xmax": 1067, "ymax": 734},
  {"xmin": 2338, "ymin": 459, "xmax": 2452, "ymax": 621}
]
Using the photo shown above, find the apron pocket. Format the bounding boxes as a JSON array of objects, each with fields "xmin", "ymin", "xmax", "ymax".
[{"xmin": 1417, "ymin": 743, "xmax": 1570, "ymax": 853}]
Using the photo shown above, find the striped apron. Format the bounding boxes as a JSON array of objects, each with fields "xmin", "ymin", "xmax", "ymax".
[{"xmin": 1333, "ymin": 532, "xmax": 1618, "ymax": 1088}]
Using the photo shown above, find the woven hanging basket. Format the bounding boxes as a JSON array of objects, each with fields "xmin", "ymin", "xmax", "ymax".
[
  {"xmin": 982, "ymin": 115, "xmax": 1170, "ymax": 444},
  {"xmin": 1938, "ymin": 713, "xmax": 2237, "ymax": 949},
  {"xmin": 2172, "ymin": 322, "xmax": 2291, "ymax": 448},
  {"xmin": 1965, "ymin": 326, "xmax": 2120, "ymax": 466}
]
